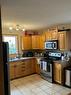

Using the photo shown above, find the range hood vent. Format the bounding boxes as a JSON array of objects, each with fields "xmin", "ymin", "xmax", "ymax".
[{"xmin": 58, "ymin": 29, "xmax": 71, "ymax": 32}]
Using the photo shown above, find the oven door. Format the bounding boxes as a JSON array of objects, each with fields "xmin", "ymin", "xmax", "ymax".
[
  {"xmin": 40, "ymin": 59, "xmax": 53, "ymax": 82},
  {"xmin": 40, "ymin": 60, "xmax": 52, "ymax": 73}
]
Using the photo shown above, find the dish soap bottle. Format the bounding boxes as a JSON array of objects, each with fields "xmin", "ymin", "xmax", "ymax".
[{"xmin": 61, "ymin": 53, "xmax": 64, "ymax": 61}]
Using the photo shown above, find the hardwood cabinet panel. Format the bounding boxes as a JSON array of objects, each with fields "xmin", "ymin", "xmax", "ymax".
[
  {"xmin": 45, "ymin": 31, "xmax": 52, "ymax": 41},
  {"xmin": 35, "ymin": 59, "xmax": 40, "ymax": 74},
  {"xmin": 65, "ymin": 31, "xmax": 71, "ymax": 50},
  {"xmin": 22, "ymin": 35, "xmax": 32, "ymax": 50},
  {"xmin": 58, "ymin": 31, "xmax": 71, "ymax": 50},
  {"xmin": 15, "ymin": 63, "xmax": 22, "ymax": 78},
  {"xmin": 45, "ymin": 30, "xmax": 58, "ymax": 41},
  {"xmin": 51, "ymin": 31, "xmax": 58, "ymax": 40},
  {"xmin": 9, "ymin": 65, "xmax": 15, "ymax": 79},
  {"xmin": 31, "ymin": 59, "xmax": 36, "ymax": 73},
  {"xmin": 39, "ymin": 34, "xmax": 45, "ymax": 49},
  {"xmin": 32, "ymin": 35, "xmax": 40, "ymax": 49},
  {"xmin": 58, "ymin": 32, "xmax": 66, "ymax": 50},
  {"xmin": 54, "ymin": 63, "xmax": 62, "ymax": 84},
  {"xmin": 10, "ymin": 59, "xmax": 36, "ymax": 79}
]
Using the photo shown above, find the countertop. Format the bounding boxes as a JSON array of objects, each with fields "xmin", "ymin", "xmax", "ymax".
[
  {"xmin": 9, "ymin": 56, "xmax": 44, "ymax": 62},
  {"xmin": 9, "ymin": 57, "xmax": 71, "ymax": 66},
  {"xmin": 53, "ymin": 60, "xmax": 71, "ymax": 67}
]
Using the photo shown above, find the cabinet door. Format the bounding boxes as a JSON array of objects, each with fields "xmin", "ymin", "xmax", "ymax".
[
  {"xmin": 32, "ymin": 36, "xmax": 37, "ymax": 49},
  {"xmin": 58, "ymin": 32, "xmax": 66, "ymax": 50},
  {"xmin": 54, "ymin": 63, "xmax": 62, "ymax": 84},
  {"xmin": 39, "ymin": 34, "xmax": 45, "ymax": 49},
  {"xmin": 15, "ymin": 63, "xmax": 22, "ymax": 78},
  {"xmin": 22, "ymin": 35, "xmax": 32, "ymax": 50},
  {"xmin": 35, "ymin": 59, "xmax": 40, "ymax": 74},
  {"xmin": 45, "ymin": 31, "xmax": 52, "ymax": 41},
  {"xmin": 31, "ymin": 59, "xmax": 36, "ymax": 73},
  {"xmin": 51, "ymin": 31, "xmax": 58, "ymax": 40},
  {"xmin": 25, "ymin": 60, "xmax": 32, "ymax": 75},
  {"xmin": 9, "ymin": 64, "xmax": 15, "ymax": 79},
  {"xmin": 32, "ymin": 35, "xmax": 40, "ymax": 49}
]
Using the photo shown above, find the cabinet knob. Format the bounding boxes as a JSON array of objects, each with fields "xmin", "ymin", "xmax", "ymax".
[{"xmin": 14, "ymin": 65, "xmax": 17, "ymax": 67}]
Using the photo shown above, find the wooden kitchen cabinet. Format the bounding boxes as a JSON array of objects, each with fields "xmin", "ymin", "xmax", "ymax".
[
  {"xmin": 31, "ymin": 58, "xmax": 36, "ymax": 73},
  {"xmin": 45, "ymin": 30, "xmax": 58, "ymax": 41},
  {"xmin": 9, "ymin": 59, "xmax": 36, "ymax": 80},
  {"xmin": 51, "ymin": 31, "xmax": 58, "ymax": 40},
  {"xmin": 36, "ymin": 64, "xmax": 40, "ymax": 74},
  {"xmin": 9, "ymin": 63, "xmax": 15, "ymax": 79},
  {"xmin": 32, "ymin": 35, "xmax": 40, "ymax": 49},
  {"xmin": 58, "ymin": 31, "xmax": 71, "ymax": 50},
  {"xmin": 58, "ymin": 32, "xmax": 66, "ymax": 50},
  {"xmin": 22, "ymin": 35, "xmax": 32, "ymax": 50},
  {"xmin": 39, "ymin": 34, "xmax": 45, "ymax": 49},
  {"xmin": 9, "ymin": 61, "xmax": 22, "ymax": 79},
  {"xmin": 54, "ymin": 62, "xmax": 62, "ymax": 84},
  {"xmin": 45, "ymin": 31, "xmax": 52, "ymax": 41},
  {"xmin": 35, "ymin": 59, "xmax": 40, "ymax": 74}
]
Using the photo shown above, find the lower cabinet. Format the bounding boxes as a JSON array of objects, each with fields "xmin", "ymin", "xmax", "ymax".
[
  {"xmin": 9, "ymin": 63, "xmax": 15, "ymax": 79},
  {"xmin": 54, "ymin": 62, "xmax": 62, "ymax": 84},
  {"xmin": 9, "ymin": 59, "xmax": 36, "ymax": 80},
  {"xmin": 36, "ymin": 64, "xmax": 40, "ymax": 74}
]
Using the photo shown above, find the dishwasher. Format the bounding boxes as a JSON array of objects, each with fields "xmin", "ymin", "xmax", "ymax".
[{"xmin": 65, "ymin": 67, "xmax": 71, "ymax": 87}]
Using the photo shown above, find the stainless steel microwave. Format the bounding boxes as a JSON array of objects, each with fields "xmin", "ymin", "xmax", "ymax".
[{"xmin": 45, "ymin": 40, "xmax": 58, "ymax": 50}]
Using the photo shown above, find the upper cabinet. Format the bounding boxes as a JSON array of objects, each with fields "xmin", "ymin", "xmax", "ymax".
[
  {"xmin": 22, "ymin": 34, "xmax": 45, "ymax": 50},
  {"xmin": 65, "ymin": 31, "xmax": 71, "ymax": 50},
  {"xmin": 51, "ymin": 30, "xmax": 58, "ymax": 40},
  {"xmin": 58, "ymin": 32, "xmax": 66, "ymax": 50},
  {"xmin": 45, "ymin": 31, "xmax": 52, "ymax": 41},
  {"xmin": 39, "ymin": 34, "xmax": 45, "ymax": 49},
  {"xmin": 58, "ymin": 31, "xmax": 71, "ymax": 50},
  {"xmin": 22, "ymin": 35, "xmax": 32, "ymax": 50},
  {"xmin": 32, "ymin": 34, "xmax": 45, "ymax": 49},
  {"xmin": 45, "ymin": 29, "xmax": 58, "ymax": 41},
  {"xmin": 21, "ymin": 29, "xmax": 71, "ymax": 50},
  {"xmin": 32, "ymin": 35, "xmax": 40, "ymax": 49}
]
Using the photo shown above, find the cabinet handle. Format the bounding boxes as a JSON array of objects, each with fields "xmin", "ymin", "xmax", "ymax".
[{"xmin": 21, "ymin": 70, "xmax": 25, "ymax": 72}]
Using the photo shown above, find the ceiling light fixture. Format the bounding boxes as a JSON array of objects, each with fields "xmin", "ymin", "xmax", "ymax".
[
  {"xmin": 9, "ymin": 24, "xmax": 25, "ymax": 32},
  {"xmin": 9, "ymin": 26, "xmax": 13, "ymax": 30}
]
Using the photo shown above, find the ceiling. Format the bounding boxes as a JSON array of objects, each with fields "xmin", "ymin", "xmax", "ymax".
[{"xmin": 1, "ymin": 0, "xmax": 71, "ymax": 30}]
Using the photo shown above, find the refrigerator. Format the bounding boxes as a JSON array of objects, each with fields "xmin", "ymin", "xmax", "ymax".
[{"xmin": 3, "ymin": 42, "xmax": 10, "ymax": 95}]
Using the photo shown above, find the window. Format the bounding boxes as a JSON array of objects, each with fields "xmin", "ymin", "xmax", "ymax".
[{"xmin": 3, "ymin": 36, "xmax": 18, "ymax": 54}]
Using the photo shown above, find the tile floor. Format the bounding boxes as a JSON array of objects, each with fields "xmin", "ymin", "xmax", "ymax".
[{"xmin": 10, "ymin": 74, "xmax": 71, "ymax": 95}]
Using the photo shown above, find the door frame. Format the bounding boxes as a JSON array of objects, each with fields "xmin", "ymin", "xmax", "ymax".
[{"xmin": 0, "ymin": 5, "xmax": 5, "ymax": 95}]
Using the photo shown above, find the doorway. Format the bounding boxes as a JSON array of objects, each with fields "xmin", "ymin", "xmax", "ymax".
[{"xmin": 0, "ymin": 6, "xmax": 10, "ymax": 95}]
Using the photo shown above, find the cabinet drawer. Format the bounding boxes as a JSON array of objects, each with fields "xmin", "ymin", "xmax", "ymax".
[
  {"xmin": 21, "ymin": 62, "xmax": 25, "ymax": 65},
  {"xmin": 21, "ymin": 69, "xmax": 25, "ymax": 72}
]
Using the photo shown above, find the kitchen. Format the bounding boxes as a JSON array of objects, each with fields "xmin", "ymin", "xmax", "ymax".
[
  {"xmin": 1, "ymin": 0, "xmax": 71, "ymax": 95},
  {"xmin": 2, "ymin": 26, "xmax": 71, "ymax": 95}
]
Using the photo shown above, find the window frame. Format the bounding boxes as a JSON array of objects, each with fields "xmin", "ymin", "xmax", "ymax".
[{"xmin": 3, "ymin": 34, "xmax": 19, "ymax": 55}]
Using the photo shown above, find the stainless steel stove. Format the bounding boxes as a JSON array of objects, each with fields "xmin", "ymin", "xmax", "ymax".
[{"xmin": 40, "ymin": 51, "xmax": 62, "ymax": 83}]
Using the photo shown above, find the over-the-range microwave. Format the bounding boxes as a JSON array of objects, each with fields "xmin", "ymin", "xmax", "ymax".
[{"xmin": 45, "ymin": 40, "xmax": 58, "ymax": 50}]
